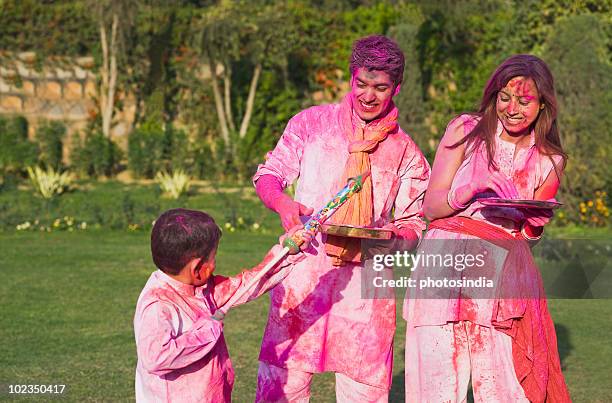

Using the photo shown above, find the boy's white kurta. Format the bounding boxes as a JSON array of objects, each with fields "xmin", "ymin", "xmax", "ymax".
[
  {"xmin": 134, "ymin": 246, "xmax": 302, "ymax": 403},
  {"xmin": 253, "ymin": 98, "xmax": 430, "ymax": 389}
]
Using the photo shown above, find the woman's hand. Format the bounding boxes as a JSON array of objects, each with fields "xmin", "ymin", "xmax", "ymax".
[
  {"xmin": 471, "ymin": 171, "xmax": 520, "ymax": 199},
  {"xmin": 521, "ymin": 198, "xmax": 557, "ymax": 227}
]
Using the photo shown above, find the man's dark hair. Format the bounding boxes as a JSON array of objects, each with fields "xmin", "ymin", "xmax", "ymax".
[
  {"xmin": 151, "ymin": 208, "xmax": 222, "ymax": 275},
  {"xmin": 350, "ymin": 34, "xmax": 405, "ymax": 87}
]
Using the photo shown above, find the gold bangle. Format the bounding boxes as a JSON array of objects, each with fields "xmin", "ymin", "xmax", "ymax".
[
  {"xmin": 447, "ymin": 188, "xmax": 468, "ymax": 210},
  {"xmin": 520, "ymin": 222, "xmax": 541, "ymax": 241}
]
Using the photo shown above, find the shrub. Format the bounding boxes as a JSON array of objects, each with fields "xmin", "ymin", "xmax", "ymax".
[
  {"xmin": 0, "ymin": 116, "xmax": 38, "ymax": 184},
  {"xmin": 165, "ymin": 125, "xmax": 191, "ymax": 172},
  {"xmin": 555, "ymin": 191, "xmax": 610, "ymax": 228},
  {"xmin": 128, "ymin": 121, "xmax": 194, "ymax": 178},
  {"xmin": 26, "ymin": 166, "xmax": 73, "ymax": 199},
  {"xmin": 191, "ymin": 141, "xmax": 214, "ymax": 180},
  {"xmin": 128, "ymin": 120, "xmax": 165, "ymax": 178},
  {"xmin": 0, "ymin": 179, "xmax": 275, "ymax": 232},
  {"xmin": 543, "ymin": 14, "xmax": 612, "ymax": 219},
  {"xmin": 36, "ymin": 120, "xmax": 66, "ymax": 170},
  {"xmin": 155, "ymin": 170, "xmax": 191, "ymax": 199},
  {"xmin": 71, "ymin": 130, "xmax": 123, "ymax": 178}
]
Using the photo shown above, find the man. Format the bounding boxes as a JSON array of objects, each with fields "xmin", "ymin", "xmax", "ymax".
[{"xmin": 253, "ymin": 35, "xmax": 430, "ymax": 402}]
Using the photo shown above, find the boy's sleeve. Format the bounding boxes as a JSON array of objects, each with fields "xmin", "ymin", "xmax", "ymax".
[
  {"xmin": 136, "ymin": 300, "xmax": 222, "ymax": 376},
  {"xmin": 212, "ymin": 244, "xmax": 305, "ymax": 309}
]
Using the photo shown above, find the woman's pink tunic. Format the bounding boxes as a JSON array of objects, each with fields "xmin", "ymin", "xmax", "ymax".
[
  {"xmin": 403, "ymin": 114, "xmax": 568, "ymax": 402},
  {"xmin": 404, "ymin": 114, "xmax": 562, "ymax": 327}
]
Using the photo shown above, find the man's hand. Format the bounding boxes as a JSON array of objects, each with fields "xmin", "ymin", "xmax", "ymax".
[
  {"xmin": 363, "ymin": 223, "xmax": 401, "ymax": 259},
  {"xmin": 274, "ymin": 196, "xmax": 314, "ymax": 231}
]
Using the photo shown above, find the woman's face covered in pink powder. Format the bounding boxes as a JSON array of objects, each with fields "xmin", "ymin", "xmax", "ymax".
[
  {"xmin": 350, "ymin": 67, "xmax": 398, "ymax": 122},
  {"xmin": 496, "ymin": 76, "xmax": 542, "ymax": 135}
]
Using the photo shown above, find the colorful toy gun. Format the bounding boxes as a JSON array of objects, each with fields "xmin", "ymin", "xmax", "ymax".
[{"xmin": 212, "ymin": 172, "xmax": 369, "ymax": 321}]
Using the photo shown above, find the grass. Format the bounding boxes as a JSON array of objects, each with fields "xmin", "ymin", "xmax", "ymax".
[
  {"xmin": 0, "ymin": 182, "xmax": 610, "ymax": 401},
  {"xmin": 1, "ymin": 228, "xmax": 611, "ymax": 402}
]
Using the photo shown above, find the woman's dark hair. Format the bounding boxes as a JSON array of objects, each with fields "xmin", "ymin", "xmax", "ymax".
[
  {"xmin": 151, "ymin": 208, "xmax": 222, "ymax": 275},
  {"xmin": 450, "ymin": 54, "xmax": 567, "ymax": 178}
]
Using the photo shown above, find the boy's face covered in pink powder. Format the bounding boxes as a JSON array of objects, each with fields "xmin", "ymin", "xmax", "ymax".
[
  {"xmin": 496, "ymin": 76, "xmax": 541, "ymax": 135},
  {"xmin": 193, "ymin": 249, "xmax": 217, "ymax": 286},
  {"xmin": 351, "ymin": 67, "xmax": 398, "ymax": 122}
]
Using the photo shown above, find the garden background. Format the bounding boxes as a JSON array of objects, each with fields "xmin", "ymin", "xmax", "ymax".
[{"xmin": 0, "ymin": 0, "xmax": 610, "ymax": 401}]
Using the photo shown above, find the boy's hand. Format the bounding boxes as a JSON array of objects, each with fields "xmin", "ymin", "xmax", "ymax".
[{"xmin": 280, "ymin": 225, "xmax": 313, "ymax": 255}]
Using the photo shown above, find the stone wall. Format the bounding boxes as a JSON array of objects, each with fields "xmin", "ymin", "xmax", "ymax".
[{"xmin": 0, "ymin": 52, "xmax": 134, "ymax": 156}]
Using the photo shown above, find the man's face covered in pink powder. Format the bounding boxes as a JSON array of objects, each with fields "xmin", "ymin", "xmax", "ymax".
[{"xmin": 351, "ymin": 67, "xmax": 399, "ymax": 122}]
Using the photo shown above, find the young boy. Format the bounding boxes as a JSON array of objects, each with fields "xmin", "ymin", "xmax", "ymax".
[{"xmin": 134, "ymin": 208, "xmax": 310, "ymax": 402}]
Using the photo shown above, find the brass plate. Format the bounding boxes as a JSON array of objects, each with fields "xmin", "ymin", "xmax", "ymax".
[
  {"xmin": 321, "ymin": 224, "xmax": 393, "ymax": 239},
  {"xmin": 479, "ymin": 198, "xmax": 562, "ymax": 209}
]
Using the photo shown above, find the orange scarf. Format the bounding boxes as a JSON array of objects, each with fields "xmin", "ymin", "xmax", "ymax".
[{"xmin": 325, "ymin": 94, "xmax": 398, "ymax": 265}]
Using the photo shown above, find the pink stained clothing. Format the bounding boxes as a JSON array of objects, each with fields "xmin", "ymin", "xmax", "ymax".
[
  {"xmin": 403, "ymin": 113, "xmax": 570, "ymax": 403},
  {"xmin": 404, "ymin": 114, "xmax": 563, "ymax": 328},
  {"xmin": 253, "ymin": 94, "xmax": 430, "ymax": 390},
  {"xmin": 426, "ymin": 217, "xmax": 571, "ymax": 403},
  {"xmin": 405, "ymin": 321, "xmax": 528, "ymax": 403},
  {"xmin": 255, "ymin": 362, "xmax": 388, "ymax": 403},
  {"xmin": 256, "ymin": 174, "xmax": 286, "ymax": 211},
  {"xmin": 134, "ymin": 245, "xmax": 303, "ymax": 403},
  {"xmin": 448, "ymin": 114, "xmax": 563, "ymax": 235}
]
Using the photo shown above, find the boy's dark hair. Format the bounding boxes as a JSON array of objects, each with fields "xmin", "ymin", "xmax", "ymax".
[{"xmin": 151, "ymin": 208, "xmax": 222, "ymax": 275}]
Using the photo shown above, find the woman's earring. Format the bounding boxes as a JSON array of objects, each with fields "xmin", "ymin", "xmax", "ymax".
[{"xmin": 540, "ymin": 104, "xmax": 545, "ymax": 110}]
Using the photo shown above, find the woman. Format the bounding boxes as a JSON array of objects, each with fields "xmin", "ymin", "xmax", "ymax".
[{"xmin": 403, "ymin": 54, "xmax": 571, "ymax": 402}]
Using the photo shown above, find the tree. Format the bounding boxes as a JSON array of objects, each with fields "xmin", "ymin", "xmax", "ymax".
[
  {"xmin": 388, "ymin": 5, "xmax": 428, "ymax": 155},
  {"xmin": 196, "ymin": 0, "xmax": 300, "ymax": 163},
  {"xmin": 91, "ymin": 0, "xmax": 138, "ymax": 138},
  {"xmin": 542, "ymin": 14, "xmax": 612, "ymax": 217}
]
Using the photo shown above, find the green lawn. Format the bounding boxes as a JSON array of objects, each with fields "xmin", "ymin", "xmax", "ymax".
[{"xmin": 1, "ymin": 228, "xmax": 611, "ymax": 402}]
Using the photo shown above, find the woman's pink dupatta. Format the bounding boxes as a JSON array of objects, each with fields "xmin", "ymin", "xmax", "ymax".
[{"xmin": 429, "ymin": 216, "xmax": 571, "ymax": 403}]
